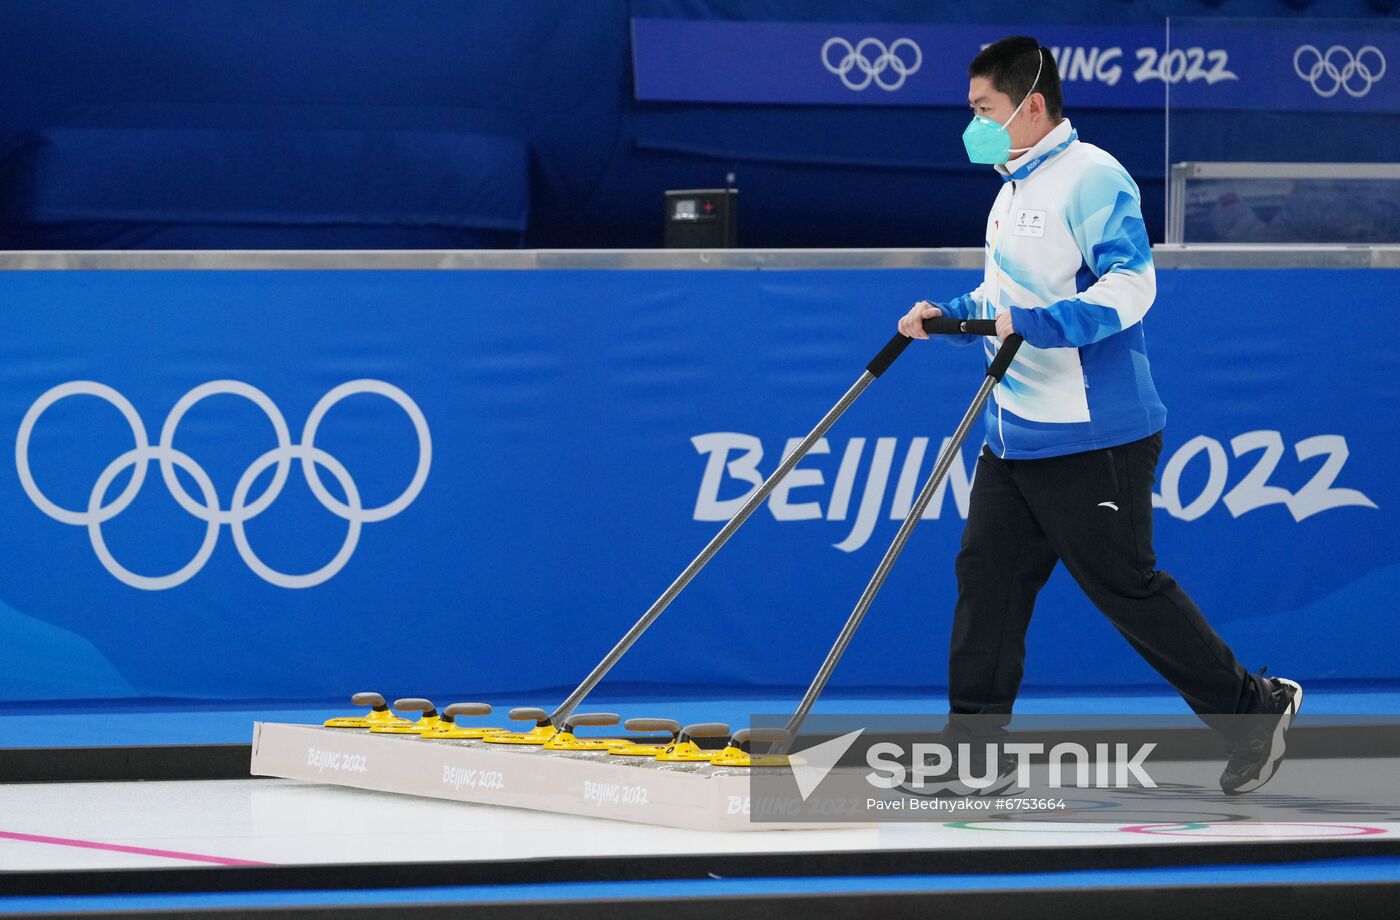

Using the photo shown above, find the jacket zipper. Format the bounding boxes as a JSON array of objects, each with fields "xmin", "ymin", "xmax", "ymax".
[{"xmin": 996, "ymin": 181, "xmax": 1016, "ymax": 458}]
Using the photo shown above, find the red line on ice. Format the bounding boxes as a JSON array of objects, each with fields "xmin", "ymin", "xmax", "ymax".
[{"xmin": 0, "ymin": 829, "xmax": 272, "ymax": 866}]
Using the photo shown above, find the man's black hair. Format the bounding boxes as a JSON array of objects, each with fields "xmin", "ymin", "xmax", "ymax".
[{"xmin": 969, "ymin": 35, "xmax": 1063, "ymax": 121}]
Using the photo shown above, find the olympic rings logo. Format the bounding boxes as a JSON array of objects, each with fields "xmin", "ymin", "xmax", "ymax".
[
  {"xmin": 15, "ymin": 379, "xmax": 431, "ymax": 591},
  {"xmin": 1293, "ymin": 44, "xmax": 1387, "ymax": 98},
  {"xmin": 821, "ymin": 37, "xmax": 922, "ymax": 92}
]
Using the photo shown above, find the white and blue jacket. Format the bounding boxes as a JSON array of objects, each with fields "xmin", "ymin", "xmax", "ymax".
[{"xmin": 938, "ymin": 118, "xmax": 1166, "ymax": 460}]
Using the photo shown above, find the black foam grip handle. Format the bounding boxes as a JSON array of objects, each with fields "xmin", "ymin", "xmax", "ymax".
[
  {"xmin": 868, "ymin": 318, "xmax": 1004, "ymax": 378},
  {"xmin": 987, "ymin": 334, "xmax": 1024, "ymax": 381},
  {"xmin": 922, "ymin": 317, "xmax": 998, "ymax": 336},
  {"xmin": 866, "ymin": 332, "xmax": 912, "ymax": 378}
]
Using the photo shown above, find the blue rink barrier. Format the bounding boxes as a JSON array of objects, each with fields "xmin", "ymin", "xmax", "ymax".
[{"xmin": 0, "ymin": 251, "xmax": 1395, "ymax": 704}]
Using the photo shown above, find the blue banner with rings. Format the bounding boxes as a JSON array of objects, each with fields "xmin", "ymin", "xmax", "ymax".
[
  {"xmin": 0, "ymin": 266, "xmax": 1396, "ymax": 703},
  {"xmin": 631, "ymin": 19, "xmax": 1399, "ymax": 113}
]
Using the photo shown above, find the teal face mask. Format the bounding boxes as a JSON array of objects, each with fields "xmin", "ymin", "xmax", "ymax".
[{"xmin": 962, "ymin": 48, "xmax": 1045, "ymax": 165}]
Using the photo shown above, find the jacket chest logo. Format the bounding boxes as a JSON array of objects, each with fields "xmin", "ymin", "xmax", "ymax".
[{"xmin": 1013, "ymin": 209, "xmax": 1046, "ymax": 238}]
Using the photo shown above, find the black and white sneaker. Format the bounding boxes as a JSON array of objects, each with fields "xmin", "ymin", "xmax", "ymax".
[{"xmin": 1219, "ymin": 676, "xmax": 1304, "ymax": 795}]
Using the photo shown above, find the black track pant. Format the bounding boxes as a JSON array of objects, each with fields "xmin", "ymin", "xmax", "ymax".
[{"xmin": 948, "ymin": 430, "xmax": 1267, "ymax": 733}]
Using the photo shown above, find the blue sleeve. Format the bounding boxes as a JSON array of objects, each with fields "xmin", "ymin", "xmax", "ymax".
[{"xmin": 1009, "ymin": 165, "xmax": 1156, "ymax": 349}]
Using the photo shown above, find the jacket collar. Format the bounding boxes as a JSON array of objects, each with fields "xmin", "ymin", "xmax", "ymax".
[{"xmin": 996, "ymin": 118, "xmax": 1076, "ymax": 183}]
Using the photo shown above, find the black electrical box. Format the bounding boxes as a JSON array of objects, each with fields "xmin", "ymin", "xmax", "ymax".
[{"xmin": 663, "ymin": 188, "xmax": 737, "ymax": 248}]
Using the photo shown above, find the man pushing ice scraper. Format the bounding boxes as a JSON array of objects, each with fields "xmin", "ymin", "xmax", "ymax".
[{"xmin": 897, "ymin": 35, "xmax": 1301, "ymax": 796}]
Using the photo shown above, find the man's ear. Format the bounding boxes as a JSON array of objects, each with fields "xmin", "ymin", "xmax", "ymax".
[{"xmin": 1027, "ymin": 91, "xmax": 1046, "ymax": 121}]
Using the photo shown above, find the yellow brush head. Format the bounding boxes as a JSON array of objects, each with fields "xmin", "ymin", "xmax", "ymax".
[
  {"xmin": 419, "ymin": 726, "xmax": 507, "ymax": 740},
  {"xmin": 324, "ymin": 707, "xmax": 410, "ymax": 730},
  {"xmin": 322, "ymin": 717, "xmax": 371, "ymax": 729},
  {"xmin": 370, "ymin": 715, "xmax": 441, "ymax": 735},
  {"xmin": 654, "ymin": 740, "xmax": 719, "ymax": 762},
  {"xmin": 483, "ymin": 724, "xmax": 558, "ymax": 745},
  {"xmin": 607, "ymin": 743, "xmax": 671, "ymax": 757},
  {"xmin": 542, "ymin": 733, "xmax": 630, "ymax": 751},
  {"xmin": 709, "ymin": 748, "xmax": 792, "ymax": 768}
]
